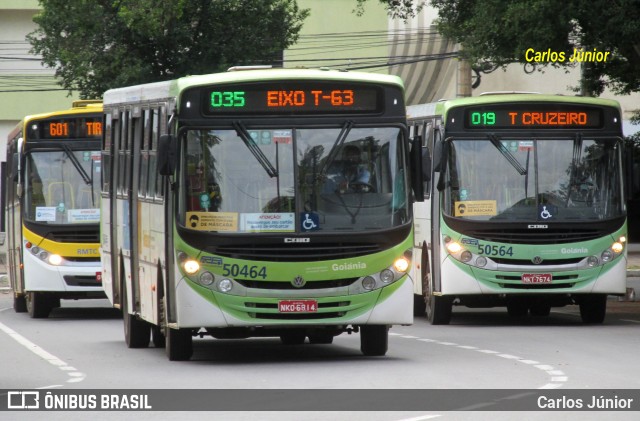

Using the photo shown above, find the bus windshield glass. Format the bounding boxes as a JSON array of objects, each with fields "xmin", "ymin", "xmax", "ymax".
[
  {"xmin": 179, "ymin": 126, "xmax": 409, "ymax": 233},
  {"xmin": 444, "ymin": 137, "xmax": 623, "ymax": 222},
  {"xmin": 24, "ymin": 149, "xmax": 101, "ymax": 224}
]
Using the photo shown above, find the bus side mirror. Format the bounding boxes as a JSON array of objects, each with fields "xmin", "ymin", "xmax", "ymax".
[
  {"xmin": 410, "ymin": 135, "xmax": 425, "ymax": 202},
  {"xmin": 158, "ymin": 134, "xmax": 177, "ymax": 176}
]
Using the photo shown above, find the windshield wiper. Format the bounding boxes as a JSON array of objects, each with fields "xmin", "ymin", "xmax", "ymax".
[
  {"xmin": 233, "ymin": 121, "xmax": 278, "ymax": 178},
  {"xmin": 60, "ymin": 144, "xmax": 92, "ymax": 185},
  {"xmin": 319, "ymin": 120, "xmax": 354, "ymax": 177},
  {"xmin": 488, "ymin": 134, "xmax": 527, "ymax": 175}
]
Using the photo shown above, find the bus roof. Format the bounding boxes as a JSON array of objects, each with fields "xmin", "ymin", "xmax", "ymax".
[
  {"xmin": 102, "ymin": 68, "xmax": 405, "ymax": 106},
  {"xmin": 20, "ymin": 100, "xmax": 103, "ymax": 124},
  {"xmin": 8, "ymin": 101, "xmax": 103, "ymax": 141},
  {"xmin": 408, "ymin": 94, "xmax": 621, "ymax": 120}
]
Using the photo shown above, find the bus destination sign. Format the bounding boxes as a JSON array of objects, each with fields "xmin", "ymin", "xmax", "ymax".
[
  {"xmin": 30, "ymin": 117, "xmax": 103, "ymax": 140},
  {"xmin": 463, "ymin": 104, "xmax": 604, "ymax": 129},
  {"xmin": 203, "ymin": 82, "xmax": 381, "ymax": 115}
]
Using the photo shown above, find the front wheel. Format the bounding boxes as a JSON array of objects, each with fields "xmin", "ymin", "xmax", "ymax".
[
  {"xmin": 26, "ymin": 292, "xmax": 52, "ymax": 318},
  {"xmin": 360, "ymin": 325, "xmax": 388, "ymax": 356},
  {"xmin": 165, "ymin": 327, "xmax": 193, "ymax": 361},
  {"xmin": 424, "ymin": 272, "xmax": 452, "ymax": 324},
  {"xmin": 14, "ymin": 294, "xmax": 27, "ymax": 313},
  {"xmin": 579, "ymin": 294, "xmax": 607, "ymax": 324}
]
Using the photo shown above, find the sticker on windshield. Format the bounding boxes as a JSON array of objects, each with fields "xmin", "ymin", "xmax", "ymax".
[
  {"xmin": 240, "ymin": 213, "xmax": 295, "ymax": 232},
  {"xmin": 35, "ymin": 207, "xmax": 56, "ymax": 222},
  {"xmin": 186, "ymin": 211, "xmax": 238, "ymax": 231},
  {"xmin": 454, "ymin": 200, "xmax": 497, "ymax": 217},
  {"xmin": 67, "ymin": 209, "xmax": 100, "ymax": 223}
]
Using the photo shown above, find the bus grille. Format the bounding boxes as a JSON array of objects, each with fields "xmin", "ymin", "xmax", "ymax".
[
  {"xmin": 464, "ymin": 228, "xmax": 602, "ymax": 245},
  {"xmin": 47, "ymin": 231, "xmax": 100, "ymax": 243},
  {"xmin": 245, "ymin": 301, "xmax": 350, "ymax": 320},
  {"xmin": 211, "ymin": 243, "xmax": 382, "ymax": 262},
  {"xmin": 236, "ymin": 278, "xmax": 359, "ymax": 290}
]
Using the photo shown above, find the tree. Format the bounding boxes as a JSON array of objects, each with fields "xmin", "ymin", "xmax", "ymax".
[
  {"xmin": 28, "ymin": 0, "xmax": 309, "ymax": 98},
  {"xmin": 357, "ymin": 0, "xmax": 640, "ymax": 98}
]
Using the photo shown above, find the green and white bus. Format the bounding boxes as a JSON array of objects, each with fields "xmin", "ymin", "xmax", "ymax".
[
  {"xmin": 409, "ymin": 94, "xmax": 626, "ymax": 324},
  {"xmin": 101, "ymin": 68, "xmax": 423, "ymax": 360}
]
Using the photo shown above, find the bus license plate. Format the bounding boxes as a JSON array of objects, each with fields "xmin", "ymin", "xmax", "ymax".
[
  {"xmin": 278, "ymin": 300, "xmax": 318, "ymax": 313},
  {"xmin": 521, "ymin": 273, "xmax": 552, "ymax": 284}
]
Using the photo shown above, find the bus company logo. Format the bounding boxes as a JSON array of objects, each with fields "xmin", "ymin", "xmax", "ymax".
[
  {"xmin": 284, "ymin": 238, "xmax": 310, "ymax": 243},
  {"xmin": 531, "ymin": 256, "xmax": 544, "ymax": 265},
  {"xmin": 8, "ymin": 391, "xmax": 40, "ymax": 409},
  {"xmin": 527, "ymin": 224, "xmax": 548, "ymax": 229},
  {"xmin": 200, "ymin": 256, "xmax": 222, "ymax": 266},
  {"xmin": 561, "ymin": 247, "xmax": 588, "ymax": 254},
  {"xmin": 77, "ymin": 248, "xmax": 98, "ymax": 255},
  {"xmin": 291, "ymin": 275, "xmax": 306, "ymax": 288}
]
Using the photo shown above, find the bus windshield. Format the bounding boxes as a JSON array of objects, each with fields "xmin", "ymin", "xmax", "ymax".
[
  {"xmin": 444, "ymin": 137, "xmax": 624, "ymax": 222},
  {"xmin": 179, "ymin": 126, "xmax": 409, "ymax": 233},
  {"xmin": 24, "ymin": 149, "xmax": 101, "ymax": 224}
]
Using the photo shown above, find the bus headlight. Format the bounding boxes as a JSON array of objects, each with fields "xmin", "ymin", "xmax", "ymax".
[
  {"xmin": 611, "ymin": 241, "xmax": 624, "ymax": 254},
  {"xmin": 362, "ymin": 276, "xmax": 376, "ymax": 290},
  {"xmin": 48, "ymin": 254, "xmax": 63, "ymax": 266},
  {"xmin": 393, "ymin": 257, "xmax": 410, "ymax": 273},
  {"xmin": 183, "ymin": 259, "xmax": 200, "ymax": 274},
  {"xmin": 199, "ymin": 271, "xmax": 215, "ymax": 286},
  {"xmin": 218, "ymin": 278, "xmax": 233, "ymax": 293},
  {"xmin": 601, "ymin": 250, "xmax": 613, "ymax": 262},
  {"xmin": 446, "ymin": 241, "xmax": 463, "ymax": 254},
  {"xmin": 379, "ymin": 269, "xmax": 394, "ymax": 283},
  {"xmin": 587, "ymin": 256, "xmax": 599, "ymax": 267}
]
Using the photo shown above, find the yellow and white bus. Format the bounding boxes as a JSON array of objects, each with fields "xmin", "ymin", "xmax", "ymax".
[{"xmin": 5, "ymin": 100, "xmax": 104, "ymax": 318}]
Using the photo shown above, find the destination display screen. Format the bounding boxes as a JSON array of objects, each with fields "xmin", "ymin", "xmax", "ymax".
[
  {"xmin": 29, "ymin": 116, "xmax": 103, "ymax": 140},
  {"xmin": 202, "ymin": 82, "xmax": 382, "ymax": 115},
  {"xmin": 463, "ymin": 103, "xmax": 604, "ymax": 129}
]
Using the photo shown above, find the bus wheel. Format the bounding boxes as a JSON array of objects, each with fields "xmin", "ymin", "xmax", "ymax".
[
  {"xmin": 360, "ymin": 325, "xmax": 388, "ymax": 356},
  {"xmin": 151, "ymin": 326, "xmax": 166, "ymax": 348},
  {"xmin": 425, "ymin": 277, "xmax": 452, "ymax": 325},
  {"xmin": 579, "ymin": 294, "xmax": 607, "ymax": 324},
  {"xmin": 280, "ymin": 330, "xmax": 306, "ymax": 345},
  {"xmin": 14, "ymin": 294, "xmax": 27, "ymax": 313},
  {"xmin": 414, "ymin": 294, "xmax": 427, "ymax": 317},
  {"xmin": 122, "ymin": 284, "xmax": 150, "ymax": 348},
  {"xmin": 26, "ymin": 292, "xmax": 52, "ymax": 318},
  {"xmin": 165, "ymin": 328, "xmax": 193, "ymax": 361}
]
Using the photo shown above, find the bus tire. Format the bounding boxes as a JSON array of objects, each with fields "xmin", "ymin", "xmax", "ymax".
[
  {"xmin": 122, "ymin": 282, "xmax": 150, "ymax": 348},
  {"xmin": 14, "ymin": 294, "xmax": 27, "ymax": 313},
  {"xmin": 26, "ymin": 292, "xmax": 52, "ymax": 318},
  {"xmin": 579, "ymin": 294, "xmax": 607, "ymax": 324},
  {"xmin": 428, "ymin": 295, "xmax": 453, "ymax": 325},
  {"xmin": 360, "ymin": 325, "xmax": 388, "ymax": 356},
  {"xmin": 152, "ymin": 326, "xmax": 166, "ymax": 348},
  {"xmin": 165, "ymin": 327, "xmax": 193, "ymax": 361}
]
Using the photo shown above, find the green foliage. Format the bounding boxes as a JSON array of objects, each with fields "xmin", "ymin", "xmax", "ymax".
[
  {"xmin": 28, "ymin": 0, "xmax": 309, "ymax": 98},
  {"xmin": 360, "ymin": 0, "xmax": 640, "ymax": 100}
]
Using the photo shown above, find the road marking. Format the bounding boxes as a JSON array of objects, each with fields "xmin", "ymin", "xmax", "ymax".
[
  {"xmin": 620, "ymin": 319, "xmax": 640, "ymax": 324},
  {"xmin": 394, "ymin": 333, "xmax": 568, "ymax": 389},
  {"xmin": 393, "ymin": 415, "xmax": 441, "ymax": 421},
  {"xmin": 0, "ymin": 320, "xmax": 86, "ymax": 384}
]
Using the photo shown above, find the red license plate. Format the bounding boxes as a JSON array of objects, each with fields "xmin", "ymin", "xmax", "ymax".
[
  {"xmin": 278, "ymin": 300, "xmax": 318, "ymax": 313},
  {"xmin": 521, "ymin": 273, "xmax": 552, "ymax": 284}
]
